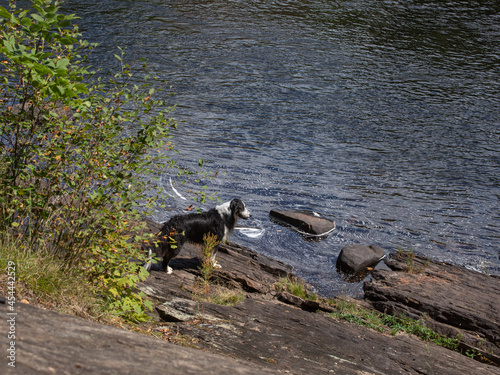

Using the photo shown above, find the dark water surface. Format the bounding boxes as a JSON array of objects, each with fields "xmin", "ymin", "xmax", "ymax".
[{"xmin": 63, "ymin": 0, "xmax": 500, "ymax": 296}]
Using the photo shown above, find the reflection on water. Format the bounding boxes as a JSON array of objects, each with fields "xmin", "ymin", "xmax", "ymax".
[{"xmin": 63, "ymin": 0, "xmax": 500, "ymax": 296}]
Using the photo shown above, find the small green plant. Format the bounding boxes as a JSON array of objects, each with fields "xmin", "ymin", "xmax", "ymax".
[
  {"xmin": 329, "ymin": 298, "xmax": 385, "ymax": 332},
  {"xmin": 275, "ymin": 276, "xmax": 318, "ymax": 301},
  {"xmin": 192, "ymin": 282, "xmax": 245, "ymax": 307},
  {"xmin": 395, "ymin": 248, "xmax": 430, "ymax": 274},
  {"xmin": 191, "ymin": 233, "xmax": 245, "ymax": 306},
  {"xmin": 464, "ymin": 348, "xmax": 481, "ymax": 360},
  {"xmin": 199, "ymin": 233, "xmax": 220, "ymax": 285},
  {"xmin": 208, "ymin": 286, "xmax": 245, "ymax": 306},
  {"xmin": 192, "ymin": 232, "xmax": 219, "ymax": 302},
  {"xmin": 329, "ymin": 298, "xmax": 461, "ymax": 351},
  {"xmin": 396, "ymin": 248, "xmax": 416, "ymax": 273}
]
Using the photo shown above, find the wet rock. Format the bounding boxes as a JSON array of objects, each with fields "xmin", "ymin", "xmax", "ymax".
[
  {"xmin": 336, "ymin": 244, "xmax": 386, "ymax": 275},
  {"xmin": 364, "ymin": 252, "xmax": 500, "ymax": 365},
  {"xmin": 269, "ymin": 210, "xmax": 335, "ymax": 238}
]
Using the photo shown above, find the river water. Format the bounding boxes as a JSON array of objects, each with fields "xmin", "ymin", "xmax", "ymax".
[{"xmin": 63, "ymin": 0, "xmax": 500, "ymax": 296}]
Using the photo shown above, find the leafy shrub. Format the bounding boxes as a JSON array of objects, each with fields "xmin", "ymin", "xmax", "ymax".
[{"xmin": 0, "ymin": 0, "xmax": 178, "ymax": 321}]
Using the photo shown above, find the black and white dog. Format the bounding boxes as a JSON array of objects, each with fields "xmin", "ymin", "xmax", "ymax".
[{"xmin": 146, "ymin": 199, "xmax": 251, "ymax": 274}]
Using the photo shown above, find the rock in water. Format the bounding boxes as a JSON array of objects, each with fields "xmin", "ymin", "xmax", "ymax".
[
  {"xmin": 336, "ymin": 245, "xmax": 386, "ymax": 275},
  {"xmin": 269, "ymin": 210, "xmax": 336, "ymax": 239}
]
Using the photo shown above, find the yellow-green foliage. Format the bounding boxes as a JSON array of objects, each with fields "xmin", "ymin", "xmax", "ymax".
[
  {"xmin": 395, "ymin": 248, "xmax": 430, "ymax": 274},
  {"xmin": 193, "ymin": 233, "xmax": 245, "ymax": 306},
  {"xmin": 199, "ymin": 233, "xmax": 220, "ymax": 284},
  {"xmin": 201, "ymin": 285, "xmax": 245, "ymax": 307}
]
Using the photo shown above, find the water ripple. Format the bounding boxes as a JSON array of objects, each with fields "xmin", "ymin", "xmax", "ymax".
[{"xmin": 63, "ymin": 0, "xmax": 500, "ymax": 295}]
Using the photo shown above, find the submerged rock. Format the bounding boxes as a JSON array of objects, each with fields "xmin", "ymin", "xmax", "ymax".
[{"xmin": 269, "ymin": 210, "xmax": 336, "ymax": 239}]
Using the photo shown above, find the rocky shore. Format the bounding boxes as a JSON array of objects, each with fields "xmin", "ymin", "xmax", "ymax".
[{"xmin": 1, "ymin": 218, "xmax": 499, "ymax": 374}]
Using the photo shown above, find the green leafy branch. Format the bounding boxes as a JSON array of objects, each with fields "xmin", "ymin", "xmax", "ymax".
[{"xmin": 0, "ymin": 0, "xmax": 181, "ymax": 321}]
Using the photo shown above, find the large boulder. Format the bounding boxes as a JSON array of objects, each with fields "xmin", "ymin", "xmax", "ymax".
[
  {"xmin": 364, "ymin": 253, "xmax": 500, "ymax": 365},
  {"xmin": 336, "ymin": 245, "xmax": 386, "ymax": 275},
  {"xmin": 269, "ymin": 210, "xmax": 336, "ymax": 238}
]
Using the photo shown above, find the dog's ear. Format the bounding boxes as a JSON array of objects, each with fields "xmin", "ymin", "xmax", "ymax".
[
  {"xmin": 230, "ymin": 198, "xmax": 236, "ymax": 210},
  {"xmin": 230, "ymin": 199, "xmax": 242, "ymax": 213}
]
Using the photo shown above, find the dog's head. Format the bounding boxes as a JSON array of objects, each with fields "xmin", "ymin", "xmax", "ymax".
[
  {"xmin": 230, "ymin": 198, "xmax": 251, "ymax": 220},
  {"xmin": 217, "ymin": 199, "xmax": 251, "ymax": 220}
]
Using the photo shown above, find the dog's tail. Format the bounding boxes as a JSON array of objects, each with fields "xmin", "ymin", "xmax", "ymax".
[{"xmin": 144, "ymin": 248, "xmax": 153, "ymax": 271}]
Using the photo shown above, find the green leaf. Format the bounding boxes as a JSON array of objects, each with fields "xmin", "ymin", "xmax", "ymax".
[
  {"xmin": 3, "ymin": 39, "xmax": 13, "ymax": 53},
  {"xmin": 58, "ymin": 20, "xmax": 71, "ymax": 27},
  {"xmin": 0, "ymin": 6, "xmax": 10, "ymax": 19},
  {"xmin": 74, "ymin": 83, "xmax": 89, "ymax": 94},
  {"xmin": 29, "ymin": 23, "xmax": 42, "ymax": 33},
  {"xmin": 21, "ymin": 17, "xmax": 32, "ymax": 27},
  {"xmin": 31, "ymin": 13, "xmax": 45, "ymax": 23},
  {"xmin": 33, "ymin": 63, "xmax": 52, "ymax": 75},
  {"xmin": 56, "ymin": 57, "xmax": 70, "ymax": 69},
  {"xmin": 59, "ymin": 37, "xmax": 74, "ymax": 45}
]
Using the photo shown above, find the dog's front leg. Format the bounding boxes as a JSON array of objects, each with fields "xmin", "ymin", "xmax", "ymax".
[
  {"xmin": 210, "ymin": 247, "xmax": 222, "ymax": 269},
  {"xmin": 161, "ymin": 254, "xmax": 174, "ymax": 274}
]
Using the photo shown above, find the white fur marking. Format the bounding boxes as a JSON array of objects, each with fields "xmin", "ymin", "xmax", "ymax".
[
  {"xmin": 210, "ymin": 253, "xmax": 222, "ymax": 269},
  {"xmin": 144, "ymin": 248, "xmax": 153, "ymax": 271},
  {"xmin": 216, "ymin": 201, "xmax": 232, "ymax": 216},
  {"xmin": 239, "ymin": 205, "xmax": 251, "ymax": 219},
  {"xmin": 167, "ymin": 266, "xmax": 173, "ymax": 274}
]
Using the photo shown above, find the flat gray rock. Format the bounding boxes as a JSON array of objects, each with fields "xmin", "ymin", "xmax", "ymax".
[
  {"xmin": 269, "ymin": 210, "xmax": 336, "ymax": 237},
  {"xmin": 0, "ymin": 302, "xmax": 274, "ymax": 375}
]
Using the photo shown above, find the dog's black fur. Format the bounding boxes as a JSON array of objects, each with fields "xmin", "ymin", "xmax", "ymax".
[{"xmin": 148, "ymin": 199, "xmax": 251, "ymax": 274}]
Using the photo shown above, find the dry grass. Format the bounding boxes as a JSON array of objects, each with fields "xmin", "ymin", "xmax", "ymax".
[{"xmin": 0, "ymin": 233, "xmax": 102, "ymax": 320}]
